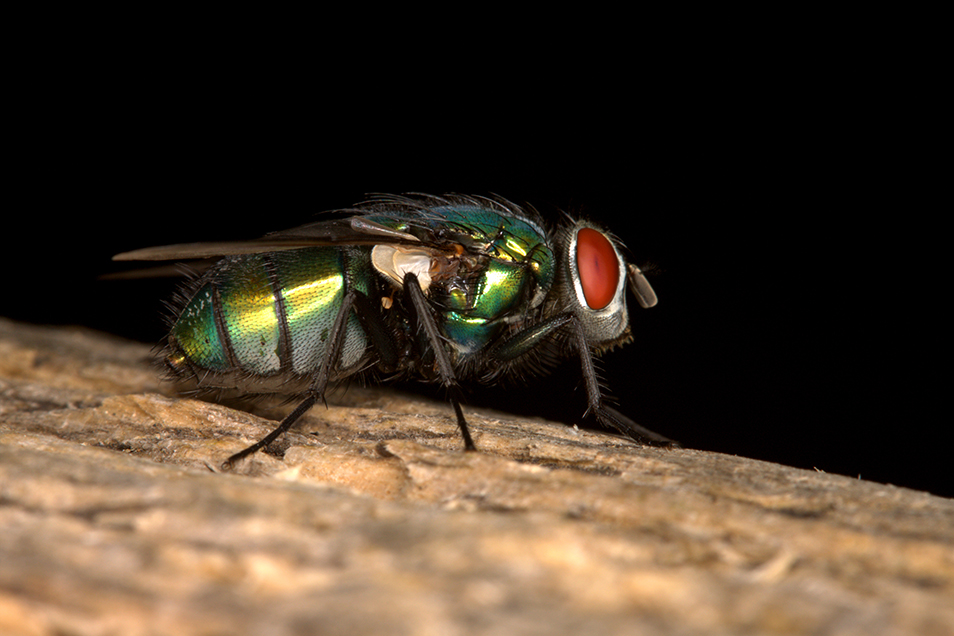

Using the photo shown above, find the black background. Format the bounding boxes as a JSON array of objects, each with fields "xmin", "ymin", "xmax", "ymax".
[{"xmin": 5, "ymin": 51, "xmax": 946, "ymax": 498}]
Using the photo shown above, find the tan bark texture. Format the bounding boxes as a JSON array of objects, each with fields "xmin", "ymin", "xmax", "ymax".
[{"xmin": 1, "ymin": 317, "xmax": 952, "ymax": 636}]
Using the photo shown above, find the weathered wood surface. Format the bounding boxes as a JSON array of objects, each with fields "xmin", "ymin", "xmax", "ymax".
[{"xmin": 1, "ymin": 317, "xmax": 952, "ymax": 636}]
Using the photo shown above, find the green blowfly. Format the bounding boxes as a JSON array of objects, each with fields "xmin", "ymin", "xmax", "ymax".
[{"xmin": 114, "ymin": 194, "xmax": 673, "ymax": 468}]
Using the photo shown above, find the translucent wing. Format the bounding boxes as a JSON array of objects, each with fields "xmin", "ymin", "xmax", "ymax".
[{"xmin": 113, "ymin": 217, "xmax": 422, "ymax": 262}]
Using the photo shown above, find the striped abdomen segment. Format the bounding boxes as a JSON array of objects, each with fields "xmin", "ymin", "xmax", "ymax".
[{"xmin": 168, "ymin": 247, "xmax": 372, "ymax": 380}]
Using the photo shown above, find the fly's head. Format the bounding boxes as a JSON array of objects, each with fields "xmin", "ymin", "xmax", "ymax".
[{"xmin": 560, "ymin": 220, "xmax": 658, "ymax": 352}]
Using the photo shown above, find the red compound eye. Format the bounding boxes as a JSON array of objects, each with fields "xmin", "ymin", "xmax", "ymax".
[{"xmin": 576, "ymin": 228, "xmax": 620, "ymax": 310}]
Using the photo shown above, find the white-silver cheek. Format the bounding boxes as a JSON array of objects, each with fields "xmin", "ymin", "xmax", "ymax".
[{"xmin": 567, "ymin": 227, "xmax": 630, "ymax": 343}]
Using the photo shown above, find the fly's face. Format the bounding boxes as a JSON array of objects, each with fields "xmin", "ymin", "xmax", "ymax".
[{"xmin": 561, "ymin": 221, "xmax": 658, "ymax": 351}]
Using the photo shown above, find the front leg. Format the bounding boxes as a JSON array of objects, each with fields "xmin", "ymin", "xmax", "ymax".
[{"xmin": 487, "ymin": 313, "xmax": 676, "ymax": 446}]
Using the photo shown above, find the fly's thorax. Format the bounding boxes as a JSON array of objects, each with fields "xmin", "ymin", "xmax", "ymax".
[
  {"xmin": 370, "ymin": 243, "xmax": 534, "ymax": 355},
  {"xmin": 365, "ymin": 202, "xmax": 556, "ymax": 303},
  {"xmin": 559, "ymin": 221, "xmax": 632, "ymax": 349},
  {"xmin": 368, "ymin": 206, "xmax": 557, "ymax": 357}
]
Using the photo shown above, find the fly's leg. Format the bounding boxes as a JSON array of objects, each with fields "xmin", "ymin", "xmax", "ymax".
[
  {"xmin": 221, "ymin": 289, "xmax": 400, "ymax": 470},
  {"xmin": 599, "ymin": 405, "xmax": 677, "ymax": 446},
  {"xmin": 561, "ymin": 316, "xmax": 677, "ymax": 446},
  {"xmin": 221, "ymin": 394, "xmax": 321, "ymax": 470},
  {"xmin": 486, "ymin": 313, "xmax": 677, "ymax": 447},
  {"xmin": 404, "ymin": 272, "xmax": 477, "ymax": 451}
]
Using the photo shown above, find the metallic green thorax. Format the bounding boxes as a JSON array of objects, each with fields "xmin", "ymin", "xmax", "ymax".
[{"xmin": 368, "ymin": 205, "xmax": 555, "ymax": 354}]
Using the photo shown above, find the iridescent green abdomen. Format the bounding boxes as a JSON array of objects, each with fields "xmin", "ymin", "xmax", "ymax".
[{"xmin": 169, "ymin": 247, "xmax": 372, "ymax": 382}]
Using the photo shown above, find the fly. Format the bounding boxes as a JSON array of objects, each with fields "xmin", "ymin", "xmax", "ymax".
[{"xmin": 114, "ymin": 193, "xmax": 674, "ymax": 468}]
